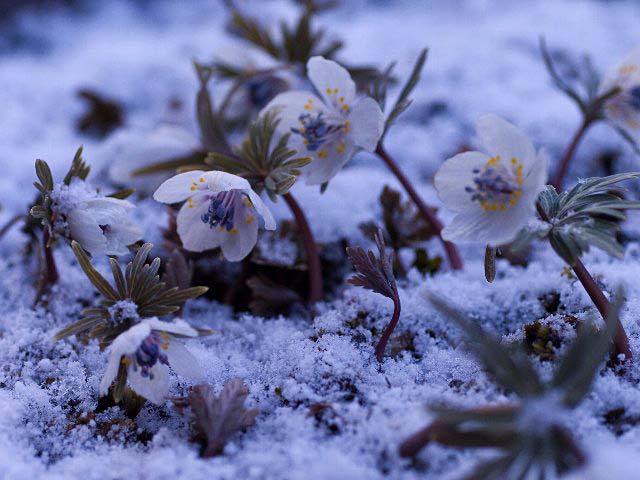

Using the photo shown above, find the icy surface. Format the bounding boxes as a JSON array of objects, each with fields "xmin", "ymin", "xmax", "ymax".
[{"xmin": 1, "ymin": 0, "xmax": 640, "ymax": 479}]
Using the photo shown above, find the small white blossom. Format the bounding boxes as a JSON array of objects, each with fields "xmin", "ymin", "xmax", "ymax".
[
  {"xmin": 434, "ymin": 114, "xmax": 548, "ymax": 246},
  {"xmin": 50, "ymin": 179, "xmax": 143, "ymax": 256},
  {"xmin": 263, "ymin": 56, "xmax": 384, "ymax": 185},
  {"xmin": 599, "ymin": 47, "xmax": 640, "ymax": 143},
  {"xmin": 153, "ymin": 170, "xmax": 276, "ymax": 261},
  {"xmin": 100, "ymin": 317, "xmax": 203, "ymax": 404}
]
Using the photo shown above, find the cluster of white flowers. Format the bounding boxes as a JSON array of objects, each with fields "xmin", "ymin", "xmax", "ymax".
[{"xmin": 50, "ymin": 179, "xmax": 143, "ymax": 256}]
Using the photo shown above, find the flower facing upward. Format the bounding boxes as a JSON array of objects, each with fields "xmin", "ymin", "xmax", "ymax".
[
  {"xmin": 263, "ymin": 56, "xmax": 384, "ymax": 185},
  {"xmin": 600, "ymin": 47, "xmax": 640, "ymax": 143},
  {"xmin": 434, "ymin": 114, "xmax": 548, "ymax": 246},
  {"xmin": 100, "ymin": 318, "xmax": 203, "ymax": 404},
  {"xmin": 153, "ymin": 170, "xmax": 275, "ymax": 261}
]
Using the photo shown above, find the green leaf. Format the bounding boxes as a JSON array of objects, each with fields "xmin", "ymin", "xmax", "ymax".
[{"xmin": 382, "ymin": 48, "xmax": 428, "ymax": 140}]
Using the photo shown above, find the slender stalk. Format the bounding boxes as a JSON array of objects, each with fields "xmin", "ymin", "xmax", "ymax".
[
  {"xmin": 0, "ymin": 214, "xmax": 25, "ymax": 240},
  {"xmin": 43, "ymin": 227, "xmax": 59, "ymax": 285},
  {"xmin": 535, "ymin": 202, "xmax": 631, "ymax": 360},
  {"xmin": 571, "ymin": 258, "xmax": 631, "ymax": 361},
  {"xmin": 374, "ymin": 144, "xmax": 463, "ymax": 270},
  {"xmin": 550, "ymin": 118, "xmax": 592, "ymax": 191},
  {"xmin": 282, "ymin": 192, "xmax": 323, "ymax": 304},
  {"xmin": 375, "ymin": 291, "xmax": 401, "ymax": 362}
]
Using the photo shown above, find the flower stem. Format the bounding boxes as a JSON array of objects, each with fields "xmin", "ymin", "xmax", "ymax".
[
  {"xmin": 535, "ymin": 201, "xmax": 631, "ymax": 361},
  {"xmin": 282, "ymin": 192, "xmax": 323, "ymax": 304},
  {"xmin": 374, "ymin": 144, "xmax": 463, "ymax": 270},
  {"xmin": 375, "ymin": 291, "xmax": 401, "ymax": 362},
  {"xmin": 571, "ymin": 257, "xmax": 631, "ymax": 361},
  {"xmin": 550, "ymin": 117, "xmax": 592, "ymax": 191},
  {"xmin": 43, "ymin": 227, "xmax": 59, "ymax": 285}
]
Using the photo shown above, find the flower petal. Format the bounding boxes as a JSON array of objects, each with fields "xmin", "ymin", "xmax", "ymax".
[
  {"xmin": 104, "ymin": 220, "xmax": 144, "ymax": 255},
  {"xmin": 154, "ymin": 171, "xmax": 206, "ymax": 204},
  {"xmin": 177, "ymin": 200, "xmax": 224, "ymax": 253},
  {"xmin": 67, "ymin": 209, "xmax": 107, "ymax": 255},
  {"xmin": 476, "ymin": 114, "xmax": 536, "ymax": 172},
  {"xmin": 144, "ymin": 317, "xmax": 198, "ymax": 337},
  {"xmin": 220, "ymin": 206, "xmax": 259, "ymax": 262},
  {"xmin": 347, "ymin": 97, "xmax": 384, "ymax": 151},
  {"xmin": 167, "ymin": 340, "xmax": 204, "ymax": 380},
  {"xmin": 307, "ymin": 56, "xmax": 356, "ymax": 107},
  {"xmin": 203, "ymin": 171, "xmax": 251, "ymax": 193},
  {"xmin": 99, "ymin": 352, "xmax": 122, "ymax": 396},
  {"xmin": 247, "ymin": 190, "xmax": 276, "ymax": 230},
  {"xmin": 127, "ymin": 363, "xmax": 169, "ymax": 405},
  {"xmin": 305, "ymin": 136, "xmax": 355, "ymax": 185},
  {"xmin": 110, "ymin": 323, "xmax": 152, "ymax": 356},
  {"xmin": 434, "ymin": 151, "xmax": 491, "ymax": 212}
]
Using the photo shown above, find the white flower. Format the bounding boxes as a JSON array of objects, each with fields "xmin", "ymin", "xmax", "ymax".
[
  {"xmin": 434, "ymin": 114, "xmax": 548, "ymax": 246},
  {"xmin": 50, "ymin": 180, "xmax": 143, "ymax": 256},
  {"xmin": 599, "ymin": 47, "xmax": 640, "ymax": 143},
  {"xmin": 100, "ymin": 317, "xmax": 203, "ymax": 404},
  {"xmin": 107, "ymin": 126, "xmax": 201, "ymax": 196},
  {"xmin": 153, "ymin": 170, "xmax": 276, "ymax": 261},
  {"xmin": 263, "ymin": 56, "xmax": 384, "ymax": 185}
]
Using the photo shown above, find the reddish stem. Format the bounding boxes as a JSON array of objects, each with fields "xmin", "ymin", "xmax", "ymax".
[
  {"xmin": 375, "ymin": 291, "xmax": 401, "ymax": 362},
  {"xmin": 43, "ymin": 227, "xmax": 59, "ymax": 285},
  {"xmin": 550, "ymin": 118, "xmax": 591, "ymax": 191},
  {"xmin": 571, "ymin": 257, "xmax": 632, "ymax": 361},
  {"xmin": 283, "ymin": 192, "xmax": 323, "ymax": 304},
  {"xmin": 375, "ymin": 144, "xmax": 463, "ymax": 270}
]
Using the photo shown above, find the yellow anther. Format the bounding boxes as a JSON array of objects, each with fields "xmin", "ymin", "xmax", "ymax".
[
  {"xmin": 326, "ymin": 88, "xmax": 332, "ymax": 94},
  {"xmin": 230, "ymin": 228, "xmax": 238, "ymax": 235},
  {"xmin": 190, "ymin": 186, "xmax": 196, "ymax": 191},
  {"xmin": 246, "ymin": 215, "xmax": 254, "ymax": 225},
  {"xmin": 342, "ymin": 104, "xmax": 349, "ymax": 111},
  {"xmin": 339, "ymin": 96, "xmax": 345, "ymax": 103},
  {"xmin": 318, "ymin": 150, "xmax": 327, "ymax": 158}
]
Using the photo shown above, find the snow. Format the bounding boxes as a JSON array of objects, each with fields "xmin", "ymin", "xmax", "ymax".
[{"xmin": 1, "ymin": 0, "xmax": 640, "ymax": 479}]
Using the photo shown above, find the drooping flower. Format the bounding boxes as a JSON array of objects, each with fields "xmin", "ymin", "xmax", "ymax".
[
  {"xmin": 153, "ymin": 170, "xmax": 276, "ymax": 261},
  {"xmin": 263, "ymin": 56, "xmax": 384, "ymax": 185},
  {"xmin": 599, "ymin": 47, "xmax": 640, "ymax": 143},
  {"xmin": 434, "ymin": 114, "xmax": 548, "ymax": 246},
  {"xmin": 50, "ymin": 179, "xmax": 143, "ymax": 256},
  {"xmin": 100, "ymin": 317, "xmax": 203, "ymax": 404}
]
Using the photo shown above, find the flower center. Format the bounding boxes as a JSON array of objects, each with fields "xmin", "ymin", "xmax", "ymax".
[
  {"xmin": 291, "ymin": 111, "xmax": 345, "ymax": 152},
  {"xmin": 199, "ymin": 190, "xmax": 254, "ymax": 234},
  {"xmin": 465, "ymin": 156, "xmax": 524, "ymax": 212},
  {"xmin": 629, "ymin": 86, "xmax": 640, "ymax": 111},
  {"xmin": 129, "ymin": 331, "xmax": 169, "ymax": 379}
]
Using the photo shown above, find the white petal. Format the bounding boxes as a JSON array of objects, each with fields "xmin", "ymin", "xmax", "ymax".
[
  {"xmin": 307, "ymin": 56, "xmax": 356, "ymax": 107},
  {"xmin": 203, "ymin": 171, "xmax": 251, "ymax": 193},
  {"xmin": 261, "ymin": 91, "xmax": 326, "ymax": 155},
  {"xmin": 347, "ymin": 97, "xmax": 384, "ymax": 151},
  {"xmin": 521, "ymin": 149, "xmax": 549, "ymax": 203},
  {"xmin": 99, "ymin": 352, "xmax": 122, "ymax": 396},
  {"xmin": 143, "ymin": 317, "xmax": 199, "ymax": 337},
  {"xmin": 110, "ymin": 323, "xmax": 152, "ymax": 356},
  {"xmin": 305, "ymin": 137, "xmax": 355, "ymax": 185},
  {"xmin": 153, "ymin": 171, "xmax": 206, "ymax": 204},
  {"xmin": 220, "ymin": 207, "xmax": 259, "ymax": 262},
  {"xmin": 601, "ymin": 47, "xmax": 640, "ymax": 93},
  {"xmin": 87, "ymin": 197, "xmax": 135, "ymax": 211},
  {"xmin": 104, "ymin": 220, "xmax": 144, "ymax": 255},
  {"xmin": 247, "ymin": 190, "xmax": 276, "ymax": 230},
  {"xmin": 476, "ymin": 114, "xmax": 536, "ymax": 172},
  {"xmin": 127, "ymin": 363, "xmax": 169, "ymax": 405},
  {"xmin": 176, "ymin": 199, "xmax": 225, "ymax": 253},
  {"xmin": 167, "ymin": 340, "xmax": 204, "ymax": 380},
  {"xmin": 434, "ymin": 151, "xmax": 491, "ymax": 212},
  {"xmin": 67, "ymin": 209, "xmax": 107, "ymax": 255}
]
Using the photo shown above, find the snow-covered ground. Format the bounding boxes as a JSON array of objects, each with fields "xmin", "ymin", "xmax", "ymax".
[{"xmin": 1, "ymin": 0, "xmax": 640, "ymax": 478}]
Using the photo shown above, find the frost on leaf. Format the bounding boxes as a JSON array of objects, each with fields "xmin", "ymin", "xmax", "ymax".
[{"xmin": 189, "ymin": 379, "xmax": 259, "ymax": 457}]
